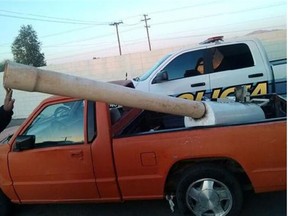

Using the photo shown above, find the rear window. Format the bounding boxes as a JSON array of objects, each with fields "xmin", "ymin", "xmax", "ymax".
[{"xmin": 211, "ymin": 43, "xmax": 254, "ymax": 72}]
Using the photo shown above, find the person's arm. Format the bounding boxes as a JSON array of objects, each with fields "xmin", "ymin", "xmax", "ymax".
[
  {"xmin": 0, "ymin": 105, "xmax": 13, "ymax": 132},
  {"xmin": 0, "ymin": 88, "xmax": 15, "ymax": 133}
]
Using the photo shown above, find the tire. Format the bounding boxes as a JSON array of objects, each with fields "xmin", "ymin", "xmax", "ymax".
[
  {"xmin": 176, "ymin": 164, "xmax": 243, "ymax": 216},
  {"xmin": 0, "ymin": 190, "xmax": 11, "ymax": 216}
]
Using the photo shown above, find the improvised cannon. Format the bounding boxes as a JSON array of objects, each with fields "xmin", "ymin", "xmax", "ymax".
[{"xmin": 4, "ymin": 62, "xmax": 266, "ymax": 126}]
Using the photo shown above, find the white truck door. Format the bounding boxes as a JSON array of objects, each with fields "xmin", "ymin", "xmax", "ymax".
[
  {"xmin": 209, "ymin": 42, "xmax": 269, "ymax": 99},
  {"xmin": 149, "ymin": 49, "xmax": 211, "ymax": 100}
]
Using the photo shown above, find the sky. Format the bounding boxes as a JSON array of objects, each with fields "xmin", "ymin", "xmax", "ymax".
[{"xmin": 0, "ymin": 0, "xmax": 286, "ymax": 65}]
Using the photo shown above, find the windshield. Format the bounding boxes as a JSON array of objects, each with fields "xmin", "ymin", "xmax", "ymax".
[
  {"xmin": 135, "ymin": 54, "xmax": 172, "ymax": 81},
  {"xmin": 24, "ymin": 100, "xmax": 84, "ymax": 145}
]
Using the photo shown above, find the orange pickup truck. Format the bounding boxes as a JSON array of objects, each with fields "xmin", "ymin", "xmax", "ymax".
[{"xmin": 0, "ymin": 94, "xmax": 286, "ymax": 216}]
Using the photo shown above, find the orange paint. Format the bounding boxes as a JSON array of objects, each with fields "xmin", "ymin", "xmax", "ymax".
[{"xmin": 0, "ymin": 96, "xmax": 285, "ymax": 205}]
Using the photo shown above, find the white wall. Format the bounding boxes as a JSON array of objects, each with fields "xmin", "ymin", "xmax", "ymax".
[
  {"xmin": 43, "ymin": 30, "xmax": 287, "ymax": 80},
  {"xmin": 0, "ymin": 30, "xmax": 286, "ymax": 119},
  {"xmin": 43, "ymin": 47, "xmax": 178, "ymax": 81}
]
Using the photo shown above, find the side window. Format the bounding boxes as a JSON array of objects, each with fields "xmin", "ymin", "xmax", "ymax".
[
  {"xmin": 109, "ymin": 104, "xmax": 124, "ymax": 125},
  {"xmin": 211, "ymin": 43, "xmax": 254, "ymax": 72},
  {"xmin": 23, "ymin": 100, "xmax": 84, "ymax": 147},
  {"xmin": 162, "ymin": 49, "xmax": 205, "ymax": 80},
  {"xmin": 87, "ymin": 101, "xmax": 96, "ymax": 143}
]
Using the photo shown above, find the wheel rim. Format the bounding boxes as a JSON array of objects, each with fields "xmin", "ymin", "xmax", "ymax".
[{"xmin": 185, "ymin": 178, "xmax": 233, "ymax": 216}]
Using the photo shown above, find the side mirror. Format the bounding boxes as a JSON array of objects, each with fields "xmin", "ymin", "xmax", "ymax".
[
  {"xmin": 152, "ymin": 71, "xmax": 168, "ymax": 84},
  {"xmin": 14, "ymin": 135, "xmax": 35, "ymax": 151}
]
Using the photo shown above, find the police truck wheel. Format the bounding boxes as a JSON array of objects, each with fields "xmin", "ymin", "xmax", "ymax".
[{"xmin": 176, "ymin": 164, "xmax": 243, "ymax": 216}]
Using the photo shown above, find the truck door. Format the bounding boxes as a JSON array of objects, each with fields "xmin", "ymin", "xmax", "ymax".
[
  {"xmin": 149, "ymin": 49, "xmax": 211, "ymax": 100},
  {"xmin": 8, "ymin": 99, "xmax": 100, "ymax": 202},
  {"xmin": 209, "ymin": 42, "xmax": 269, "ymax": 99}
]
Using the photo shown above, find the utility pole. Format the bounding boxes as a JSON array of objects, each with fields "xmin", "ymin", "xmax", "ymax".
[
  {"xmin": 110, "ymin": 21, "xmax": 123, "ymax": 55},
  {"xmin": 141, "ymin": 14, "xmax": 151, "ymax": 51}
]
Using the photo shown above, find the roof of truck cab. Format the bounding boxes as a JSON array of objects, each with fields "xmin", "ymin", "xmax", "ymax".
[{"xmin": 171, "ymin": 37, "xmax": 260, "ymax": 55}]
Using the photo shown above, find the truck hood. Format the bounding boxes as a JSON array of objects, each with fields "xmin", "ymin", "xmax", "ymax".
[
  {"xmin": 109, "ymin": 80, "xmax": 135, "ymax": 88},
  {"xmin": 131, "ymin": 79, "xmax": 140, "ymax": 88}
]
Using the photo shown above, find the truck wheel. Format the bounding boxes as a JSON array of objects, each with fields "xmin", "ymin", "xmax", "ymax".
[
  {"xmin": 176, "ymin": 164, "xmax": 243, "ymax": 216},
  {"xmin": 0, "ymin": 190, "xmax": 11, "ymax": 216}
]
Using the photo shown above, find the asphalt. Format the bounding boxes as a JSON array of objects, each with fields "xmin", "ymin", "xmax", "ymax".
[{"xmin": 12, "ymin": 191, "xmax": 286, "ymax": 216}]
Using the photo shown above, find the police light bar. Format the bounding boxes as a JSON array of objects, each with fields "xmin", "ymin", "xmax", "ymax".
[{"xmin": 200, "ymin": 36, "xmax": 224, "ymax": 44}]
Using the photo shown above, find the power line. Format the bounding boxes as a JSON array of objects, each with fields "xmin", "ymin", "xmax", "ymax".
[
  {"xmin": 0, "ymin": 25, "xmax": 98, "ymax": 46},
  {"xmin": 41, "ymin": 26, "xmax": 96, "ymax": 38},
  {"xmin": 1, "ymin": 2, "xmax": 285, "ymax": 63},
  {"xmin": 41, "ymin": 26, "xmax": 141, "ymax": 48},
  {"xmin": 148, "ymin": 0, "xmax": 221, "ymax": 15},
  {"xmin": 0, "ymin": 13, "xmax": 109, "ymax": 25},
  {"xmin": 44, "ymin": 22, "xmax": 286, "ymax": 62},
  {"xmin": 152, "ymin": 24, "xmax": 286, "ymax": 42},
  {"xmin": 1, "ymin": 1, "xmax": 284, "ymax": 26},
  {"xmin": 152, "ymin": 2, "xmax": 285, "ymax": 26},
  {"xmin": 0, "ymin": 9, "xmax": 100, "ymax": 23},
  {"xmin": 2, "ymin": 1, "xmax": 282, "ymax": 48},
  {"xmin": 23, "ymin": 13, "xmax": 285, "ymax": 50}
]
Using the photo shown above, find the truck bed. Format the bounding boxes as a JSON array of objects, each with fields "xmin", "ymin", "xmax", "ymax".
[{"xmin": 116, "ymin": 94, "xmax": 286, "ymax": 137}]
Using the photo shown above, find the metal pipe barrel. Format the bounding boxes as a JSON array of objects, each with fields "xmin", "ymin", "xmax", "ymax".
[{"xmin": 4, "ymin": 61, "xmax": 206, "ymax": 119}]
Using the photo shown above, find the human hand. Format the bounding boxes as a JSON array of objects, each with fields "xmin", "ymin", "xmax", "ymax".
[{"xmin": 3, "ymin": 87, "xmax": 15, "ymax": 112}]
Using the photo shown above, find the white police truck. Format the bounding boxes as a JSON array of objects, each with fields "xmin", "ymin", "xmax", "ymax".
[{"xmin": 132, "ymin": 36, "xmax": 286, "ymax": 100}]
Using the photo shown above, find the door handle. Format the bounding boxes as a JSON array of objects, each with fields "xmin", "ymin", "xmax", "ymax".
[
  {"xmin": 70, "ymin": 150, "xmax": 83, "ymax": 160},
  {"xmin": 191, "ymin": 82, "xmax": 206, "ymax": 87},
  {"xmin": 248, "ymin": 73, "xmax": 263, "ymax": 78}
]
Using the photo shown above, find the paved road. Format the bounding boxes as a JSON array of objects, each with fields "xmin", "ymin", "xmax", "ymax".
[{"xmin": 12, "ymin": 191, "xmax": 286, "ymax": 216}]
